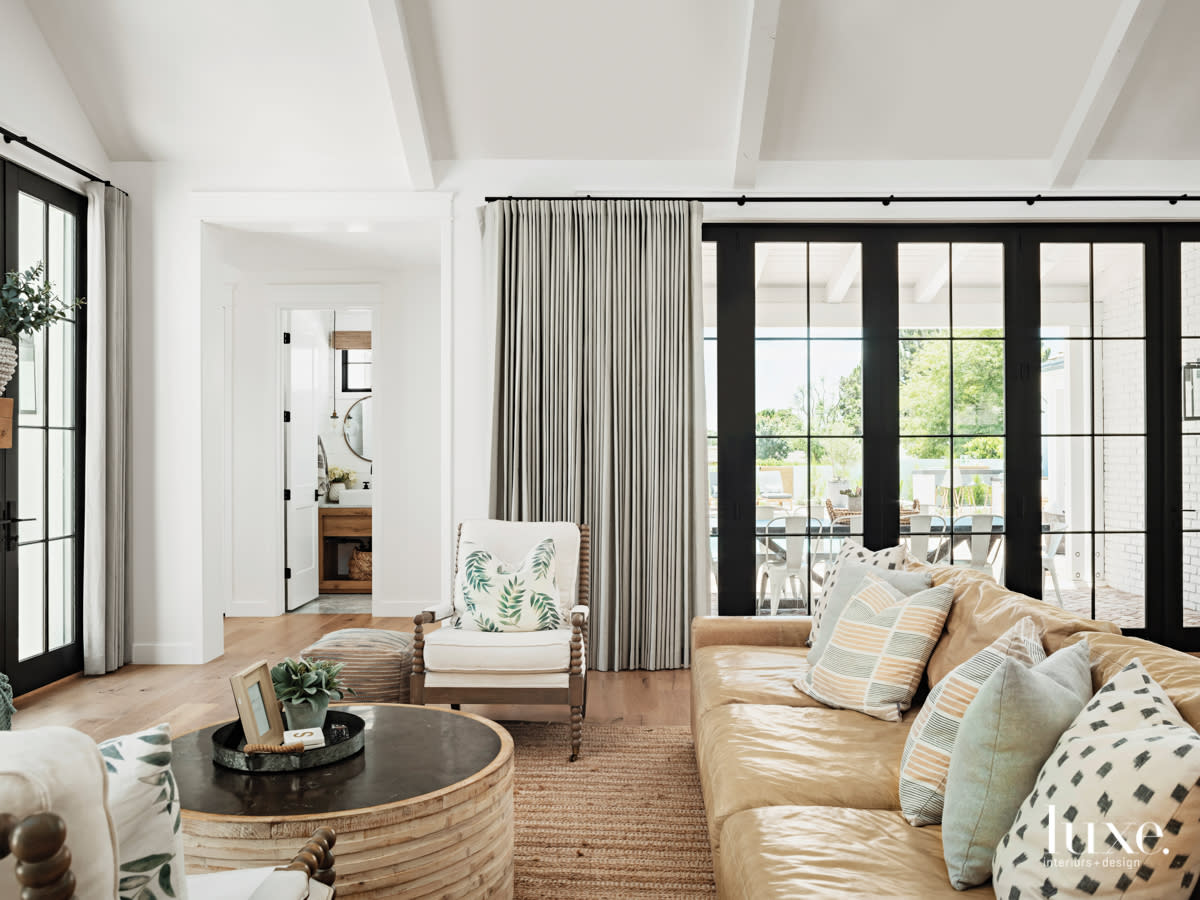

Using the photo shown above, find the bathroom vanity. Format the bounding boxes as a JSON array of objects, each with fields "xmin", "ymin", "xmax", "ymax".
[{"xmin": 318, "ymin": 507, "xmax": 372, "ymax": 593}]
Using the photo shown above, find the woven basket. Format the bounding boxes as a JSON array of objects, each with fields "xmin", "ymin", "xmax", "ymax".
[
  {"xmin": 0, "ymin": 338, "xmax": 17, "ymax": 396},
  {"xmin": 349, "ymin": 548, "xmax": 372, "ymax": 581}
]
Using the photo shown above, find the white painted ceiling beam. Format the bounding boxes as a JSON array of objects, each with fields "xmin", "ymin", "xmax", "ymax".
[
  {"xmin": 913, "ymin": 260, "xmax": 950, "ymax": 305},
  {"xmin": 368, "ymin": 0, "xmax": 435, "ymax": 190},
  {"xmin": 1048, "ymin": 0, "xmax": 1165, "ymax": 188},
  {"xmin": 825, "ymin": 245, "xmax": 861, "ymax": 304},
  {"xmin": 755, "ymin": 242, "xmax": 772, "ymax": 286},
  {"xmin": 731, "ymin": 0, "xmax": 782, "ymax": 189}
]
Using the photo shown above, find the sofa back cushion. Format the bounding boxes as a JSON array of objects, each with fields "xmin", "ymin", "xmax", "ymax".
[
  {"xmin": 919, "ymin": 565, "xmax": 1121, "ymax": 687},
  {"xmin": 1063, "ymin": 630, "xmax": 1200, "ymax": 731}
]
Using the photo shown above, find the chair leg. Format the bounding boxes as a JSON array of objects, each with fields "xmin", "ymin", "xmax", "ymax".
[
  {"xmin": 570, "ymin": 705, "xmax": 582, "ymax": 762},
  {"xmin": 1049, "ymin": 564, "xmax": 1064, "ymax": 607}
]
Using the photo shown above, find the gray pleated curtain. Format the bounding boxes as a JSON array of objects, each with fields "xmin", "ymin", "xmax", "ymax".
[
  {"xmin": 82, "ymin": 184, "xmax": 129, "ymax": 675},
  {"xmin": 486, "ymin": 199, "xmax": 708, "ymax": 671}
]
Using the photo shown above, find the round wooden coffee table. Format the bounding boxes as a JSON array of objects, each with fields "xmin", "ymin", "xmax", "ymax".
[{"xmin": 173, "ymin": 704, "xmax": 514, "ymax": 898}]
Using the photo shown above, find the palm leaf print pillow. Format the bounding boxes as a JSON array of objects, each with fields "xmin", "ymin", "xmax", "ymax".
[{"xmin": 453, "ymin": 537, "xmax": 562, "ymax": 632}]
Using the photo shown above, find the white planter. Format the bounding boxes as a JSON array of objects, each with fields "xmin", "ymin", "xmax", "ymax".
[{"xmin": 0, "ymin": 337, "xmax": 16, "ymax": 396}]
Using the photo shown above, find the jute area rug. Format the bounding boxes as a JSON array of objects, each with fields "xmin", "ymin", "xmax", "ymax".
[{"xmin": 507, "ymin": 722, "xmax": 717, "ymax": 899}]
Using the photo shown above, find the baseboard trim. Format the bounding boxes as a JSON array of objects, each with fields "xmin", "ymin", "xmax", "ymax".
[
  {"xmin": 372, "ymin": 599, "xmax": 430, "ymax": 618},
  {"xmin": 131, "ymin": 642, "xmax": 206, "ymax": 665}
]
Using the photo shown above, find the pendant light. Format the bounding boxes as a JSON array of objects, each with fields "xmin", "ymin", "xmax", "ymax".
[{"xmin": 330, "ymin": 310, "xmax": 339, "ymax": 419}]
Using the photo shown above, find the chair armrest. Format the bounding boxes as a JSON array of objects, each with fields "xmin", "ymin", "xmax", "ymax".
[
  {"xmin": 569, "ymin": 604, "xmax": 589, "ymax": 623},
  {"xmin": 414, "ymin": 601, "xmax": 455, "ymax": 626},
  {"xmin": 277, "ymin": 826, "xmax": 336, "ymax": 887},
  {"xmin": 690, "ymin": 615, "xmax": 813, "ymax": 652}
]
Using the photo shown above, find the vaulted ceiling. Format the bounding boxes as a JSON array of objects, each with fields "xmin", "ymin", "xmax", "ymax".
[{"xmin": 24, "ymin": 0, "xmax": 1200, "ymax": 191}]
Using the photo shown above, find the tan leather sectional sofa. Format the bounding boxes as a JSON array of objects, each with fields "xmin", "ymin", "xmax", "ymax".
[{"xmin": 691, "ymin": 564, "xmax": 1200, "ymax": 898}]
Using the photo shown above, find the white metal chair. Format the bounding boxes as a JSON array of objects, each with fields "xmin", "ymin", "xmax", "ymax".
[
  {"xmin": 1042, "ymin": 527, "xmax": 1066, "ymax": 606},
  {"xmin": 954, "ymin": 514, "xmax": 997, "ymax": 574},
  {"xmin": 758, "ymin": 516, "xmax": 820, "ymax": 615},
  {"xmin": 907, "ymin": 513, "xmax": 948, "ymax": 563}
]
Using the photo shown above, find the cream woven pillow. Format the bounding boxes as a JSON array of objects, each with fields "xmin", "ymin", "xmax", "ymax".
[
  {"xmin": 796, "ymin": 575, "xmax": 954, "ymax": 722},
  {"xmin": 898, "ymin": 616, "xmax": 1046, "ymax": 826}
]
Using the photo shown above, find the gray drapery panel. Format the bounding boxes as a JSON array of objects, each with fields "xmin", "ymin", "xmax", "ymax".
[
  {"xmin": 82, "ymin": 184, "xmax": 129, "ymax": 675},
  {"xmin": 486, "ymin": 199, "xmax": 708, "ymax": 671}
]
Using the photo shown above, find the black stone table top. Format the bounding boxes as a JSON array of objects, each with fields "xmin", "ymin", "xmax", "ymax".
[{"xmin": 173, "ymin": 704, "xmax": 505, "ymax": 818}]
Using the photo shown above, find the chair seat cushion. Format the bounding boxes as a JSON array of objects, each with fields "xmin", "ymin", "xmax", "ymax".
[
  {"xmin": 695, "ymin": 704, "xmax": 916, "ymax": 855},
  {"xmin": 718, "ymin": 806, "xmax": 991, "ymax": 900},
  {"xmin": 423, "ymin": 625, "xmax": 574, "ymax": 673}
]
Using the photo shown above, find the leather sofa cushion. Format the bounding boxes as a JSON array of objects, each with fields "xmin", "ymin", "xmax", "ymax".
[
  {"xmin": 921, "ymin": 565, "xmax": 1120, "ymax": 687},
  {"xmin": 1063, "ymin": 630, "xmax": 1200, "ymax": 730},
  {"xmin": 718, "ymin": 806, "xmax": 992, "ymax": 899},
  {"xmin": 695, "ymin": 704, "xmax": 914, "ymax": 855},
  {"xmin": 690, "ymin": 645, "xmax": 822, "ymax": 731}
]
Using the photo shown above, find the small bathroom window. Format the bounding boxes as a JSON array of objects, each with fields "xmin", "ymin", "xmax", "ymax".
[{"xmin": 342, "ymin": 349, "xmax": 371, "ymax": 392}]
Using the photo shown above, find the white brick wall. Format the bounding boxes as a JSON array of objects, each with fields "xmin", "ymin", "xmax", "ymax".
[
  {"xmin": 1182, "ymin": 245, "xmax": 1200, "ymax": 618},
  {"xmin": 1095, "ymin": 262, "xmax": 1146, "ymax": 595}
]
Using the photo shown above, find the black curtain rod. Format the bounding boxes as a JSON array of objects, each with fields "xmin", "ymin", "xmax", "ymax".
[
  {"xmin": 0, "ymin": 126, "xmax": 112, "ymax": 187},
  {"xmin": 484, "ymin": 193, "xmax": 1197, "ymax": 206}
]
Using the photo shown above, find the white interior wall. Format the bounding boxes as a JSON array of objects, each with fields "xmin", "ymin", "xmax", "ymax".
[
  {"xmin": 0, "ymin": 0, "xmax": 110, "ymax": 188},
  {"xmin": 220, "ymin": 267, "xmax": 441, "ymax": 621}
]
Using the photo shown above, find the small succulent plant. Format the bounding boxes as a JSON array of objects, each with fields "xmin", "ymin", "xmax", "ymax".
[{"xmin": 270, "ymin": 657, "xmax": 353, "ymax": 710}]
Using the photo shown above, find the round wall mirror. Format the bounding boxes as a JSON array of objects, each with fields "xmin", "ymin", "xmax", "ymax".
[{"xmin": 343, "ymin": 396, "xmax": 372, "ymax": 462}]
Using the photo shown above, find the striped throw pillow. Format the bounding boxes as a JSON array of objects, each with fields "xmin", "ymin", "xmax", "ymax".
[
  {"xmin": 811, "ymin": 539, "xmax": 908, "ymax": 631},
  {"xmin": 796, "ymin": 575, "xmax": 954, "ymax": 723},
  {"xmin": 898, "ymin": 616, "xmax": 1046, "ymax": 826}
]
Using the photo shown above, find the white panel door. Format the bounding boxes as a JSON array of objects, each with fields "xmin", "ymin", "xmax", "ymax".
[{"xmin": 285, "ymin": 311, "xmax": 321, "ymax": 610}]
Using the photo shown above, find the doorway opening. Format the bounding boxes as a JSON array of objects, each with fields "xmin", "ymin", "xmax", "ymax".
[{"xmin": 284, "ymin": 308, "xmax": 374, "ymax": 614}]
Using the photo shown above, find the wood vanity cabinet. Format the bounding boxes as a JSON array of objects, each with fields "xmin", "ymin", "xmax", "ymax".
[{"xmin": 318, "ymin": 507, "xmax": 372, "ymax": 593}]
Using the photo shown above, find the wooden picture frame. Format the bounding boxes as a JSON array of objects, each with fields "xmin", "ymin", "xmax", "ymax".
[{"xmin": 230, "ymin": 660, "xmax": 285, "ymax": 746}]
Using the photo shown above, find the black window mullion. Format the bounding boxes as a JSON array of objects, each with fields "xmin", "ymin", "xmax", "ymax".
[
  {"xmin": 862, "ymin": 238, "xmax": 898, "ymax": 551},
  {"xmin": 1006, "ymin": 233, "xmax": 1044, "ymax": 598},
  {"xmin": 1150, "ymin": 233, "xmax": 1177, "ymax": 640},
  {"xmin": 712, "ymin": 228, "xmax": 756, "ymax": 615}
]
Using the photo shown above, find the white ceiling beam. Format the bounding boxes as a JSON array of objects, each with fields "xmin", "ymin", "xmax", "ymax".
[
  {"xmin": 755, "ymin": 242, "xmax": 772, "ymax": 286},
  {"xmin": 368, "ymin": 0, "xmax": 435, "ymax": 190},
  {"xmin": 731, "ymin": 0, "xmax": 782, "ymax": 189},
  {"xmin": 825, "ymin": 245, "xmax": 861, "ymax": 304},
  {"xmin": 1048, "ymin": 0, "xmax": 1165, "ymax": 188},
  {"xmin": 913, "ymin": 260, "xmax": 950, "ymax": 305}
]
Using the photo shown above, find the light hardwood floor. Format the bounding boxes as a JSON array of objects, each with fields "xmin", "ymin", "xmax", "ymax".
[{"xmin": 13, "ymin": 614, "xmax": 692, "ymax": 741}]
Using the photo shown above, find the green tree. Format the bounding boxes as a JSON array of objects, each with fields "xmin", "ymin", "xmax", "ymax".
[
  {"xmin": 755, "ymin": 407, "xmax": 804, "ymax": 462},
  {"xmin": 898, "ymin": 331, "xmax": 1004, "ymax": 459}
]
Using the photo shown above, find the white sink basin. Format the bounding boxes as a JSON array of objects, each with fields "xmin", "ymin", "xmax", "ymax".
[{"xmin": 337, "ymin": 489, "xmax": 373, "ymax": 507}]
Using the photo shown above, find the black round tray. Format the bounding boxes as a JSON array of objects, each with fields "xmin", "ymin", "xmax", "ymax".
[{"xmin": 211, "ymin": 710, "xmax": 365, "ymax": 772}]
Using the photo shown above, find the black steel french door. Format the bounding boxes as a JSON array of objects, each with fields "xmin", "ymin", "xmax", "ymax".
[
  {"xmin": 705, "ymin": 222, "xmax": 1196, "ymax": 651},
  {"xmin": 0, "ymin": 161, "xmax": 86, "ymax": 696}
]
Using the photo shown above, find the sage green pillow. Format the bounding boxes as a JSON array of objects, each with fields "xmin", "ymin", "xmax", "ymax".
[
  {"xmin": 941, "ymin": 640, "xmax": 1092, "ymax": 890},
  {"xmin": 808, "ymin": 560, "xmax": 932, "ymax": 666}
]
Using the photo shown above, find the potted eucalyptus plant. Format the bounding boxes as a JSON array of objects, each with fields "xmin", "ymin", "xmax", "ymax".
[
  {"xmin": 270, "ymin": 657, "xmax": 353, "ymax": 730},
  {"xmin": 0, "ymin": 262, "xmax": 83, "ymax": 394}
]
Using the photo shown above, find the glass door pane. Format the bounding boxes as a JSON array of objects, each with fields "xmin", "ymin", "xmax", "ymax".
[
  {"xmin": 754, "ymin": 241, "xmax": 862, "ymax": 615},
  {"xmin": 2, "ymin": 165, "xmax": 85, "ymax": 694},
  {"xmin": 1039, "ymin": 243, "xmax": 1147, "ymax": 628},
  {"xmin": 1182, "ymin": 243, "xmax": 1200, "ymax": 626},
  {"xmin": 899, "ymin": 242, "xmax": 1005, "ymax": 578},
  {"xmin": 702, "ymin": 241, "xmax": 718, "ymax": 613}
]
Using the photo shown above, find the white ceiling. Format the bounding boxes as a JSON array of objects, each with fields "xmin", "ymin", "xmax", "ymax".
[{"xmin": 22, "ymin": 0, "xmax": 1200, "ymax": 189}]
